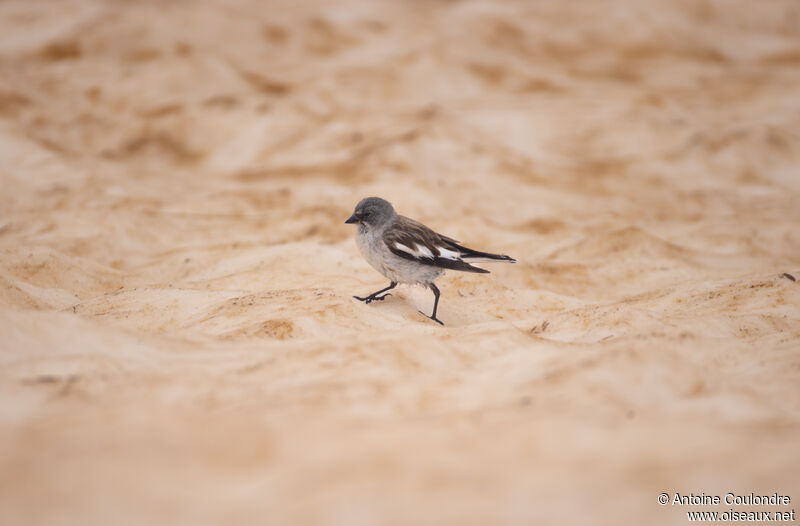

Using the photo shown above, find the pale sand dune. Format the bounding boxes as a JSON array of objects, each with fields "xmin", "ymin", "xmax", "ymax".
[{"xmin": 1, "ymin": 0, "xmax": 800, "ymax": 524}]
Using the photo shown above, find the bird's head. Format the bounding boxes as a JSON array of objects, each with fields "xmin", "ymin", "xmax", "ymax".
[{"xmin": 345, "ymin": 197, "xmax": 396, "ymax": 230}]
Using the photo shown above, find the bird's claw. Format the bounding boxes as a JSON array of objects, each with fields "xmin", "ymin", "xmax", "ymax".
[
  {"xmin": 354, "ymin": 293, "xmax": 392, "ymax": 304},
  {"xmin": 418, "ymin": 310, "xmax": 444, "ymax": 326}
]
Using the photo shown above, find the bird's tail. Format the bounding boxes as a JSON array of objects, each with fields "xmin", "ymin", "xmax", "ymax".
[{"xmin": 457, "ymin": 245, "xmax": 516, "ymax": 263}]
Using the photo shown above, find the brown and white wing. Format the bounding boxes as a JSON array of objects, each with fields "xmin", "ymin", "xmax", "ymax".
[{"xmin": 382, "ymin": 216, "xmax": 491, "ymax": 274}]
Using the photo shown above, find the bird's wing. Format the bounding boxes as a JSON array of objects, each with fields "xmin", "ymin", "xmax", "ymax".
[{"xmin": 383, "ymin": 216, "xmax": 491, "ymax": 274}]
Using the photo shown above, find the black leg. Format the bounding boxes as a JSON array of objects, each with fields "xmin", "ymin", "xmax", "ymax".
[
  {"xmin": 419, "ymin": 283, "xmax": 444, "ymax": 325},
  {"xmin": 354, "ymin": 282, "xmax": 396, "ymax": 304}
]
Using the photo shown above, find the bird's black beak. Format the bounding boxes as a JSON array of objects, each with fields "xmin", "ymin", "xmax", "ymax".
[{"xmin": 345, "ymin": 214, "xmax": 359, "ymax": 224}]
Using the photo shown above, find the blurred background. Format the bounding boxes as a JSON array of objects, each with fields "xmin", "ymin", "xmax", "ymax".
[{"xmin": 1, "ymin": 0, "xmax": 799, "ymax": 525}]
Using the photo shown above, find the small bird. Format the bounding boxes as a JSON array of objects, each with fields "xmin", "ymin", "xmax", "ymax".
[{"xmin": 345, "ymin": 197, "xmax": 516, "ymax": 325}]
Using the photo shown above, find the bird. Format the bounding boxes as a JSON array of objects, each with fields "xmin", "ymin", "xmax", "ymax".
[{"xmin": 345, "ymin": 197, "xmax": 516, "ymax": 325}]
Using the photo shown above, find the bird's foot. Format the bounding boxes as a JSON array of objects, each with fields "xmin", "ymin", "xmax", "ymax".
[
  {"xmin": 418, "ymin": 310, "xmax": 444, "ymax": 326},
  {"xmin": 353, "ymin": 293, "xmax": 392, "ymax": 304}
]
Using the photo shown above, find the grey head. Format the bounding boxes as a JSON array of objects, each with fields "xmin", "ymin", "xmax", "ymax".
[{"xmin": 345, "ymin": 197, "xmax": 396, "ymax": 230}]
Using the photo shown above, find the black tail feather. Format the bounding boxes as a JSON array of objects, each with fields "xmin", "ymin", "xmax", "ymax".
[{"xmin": 456, "ymin": 244, "xmax": 516, "ymax": 263}]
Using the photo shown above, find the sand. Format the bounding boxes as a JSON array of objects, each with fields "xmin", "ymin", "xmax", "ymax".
[{"xmin": 1, "ymin": 0, "xmax": 800, "ymax": 524}]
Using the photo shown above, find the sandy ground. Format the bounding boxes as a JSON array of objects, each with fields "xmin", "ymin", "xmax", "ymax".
[{"xmin": 1, "ymin": 0, "xmax": 800, "ymax": 524}]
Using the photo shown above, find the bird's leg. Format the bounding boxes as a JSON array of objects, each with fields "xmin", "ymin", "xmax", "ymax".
[
  {"xmin": 354, "ymin": 282, "xmax": 397, "ymax": 304},
  {"xmin": 418, "ymin": 283, "xmax": 444, "ymax": 325}
]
